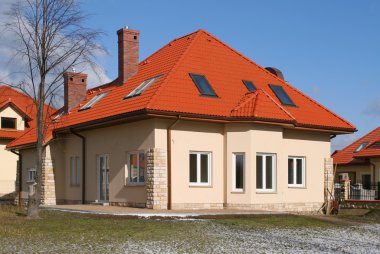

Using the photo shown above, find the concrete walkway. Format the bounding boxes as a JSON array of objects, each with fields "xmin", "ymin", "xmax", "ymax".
[{"xmin": 41, "ymin": 204, "xmax": 284, "ymax": 218}]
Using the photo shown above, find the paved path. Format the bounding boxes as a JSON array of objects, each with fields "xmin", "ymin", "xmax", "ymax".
[{"xmin": 41, "ymin": 204, "xmax": 284, "ymax": 217}]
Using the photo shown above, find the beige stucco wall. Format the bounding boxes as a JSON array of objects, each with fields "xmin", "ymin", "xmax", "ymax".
[
  {"xmin": 20, "ymin": 148, "xmax": 37, "ymax": 199},
  {"xmin": 371, "ymin": 158, "xmax": 380, "ymax": 182},
  {"xmin": 18, "ymin": 117, "xmax": 331, "ymax": 210},
  {"xmin": 60, "ymin": 119, "xmax": 156, "ymax": 204},
  {"xmin": 155, "ymin": 120, "xmax": 330, "ymax": 208},
  {"xmin": 0, "ymin": 140, "xmax": 18, "ymax": 196},
  {"xmin": 168, "ymin": 121, "xmax": 225, "ymax": 206},
  {"xmin": 336, "ymin": 164, "xmax": 372, "ymax": 183},
  {"xmin": 0, "ymin": 106, "xmax": 25, "ymax": 131}
]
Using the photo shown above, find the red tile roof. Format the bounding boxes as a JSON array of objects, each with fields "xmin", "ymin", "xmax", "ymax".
[
  {"xmin": 332, "ymin": 127, "xmax": 380, "ymax": 164},
  {"xmin": 0, "ymin": 85, "xmax": 54, "ymax": 142},
  {"xmin": 8, "ymin": 29, "xmax": 356, "ymax": 149}
]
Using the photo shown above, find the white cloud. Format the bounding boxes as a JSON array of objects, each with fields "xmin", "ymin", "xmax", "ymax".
[{"xmin": 0, "ymin": 1, "xmax": 111, "ymax": 98}]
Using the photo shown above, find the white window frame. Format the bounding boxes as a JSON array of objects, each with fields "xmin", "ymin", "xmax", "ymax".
[
  {"xmin": 80, "ymin": 91, "xmax": 110, "ymax": 111},
  {"xmin": 189, "ymin": 151, "xmax": 212, "ymax": 186},
  {"xmin": 288, "ymin": 156, "xmax": 306, "ymax": 188},
  {"xmin": 125, "ymin": 75, "xmax": 161, "ymax": 98},
  {"xmin": 126, "ymin": 151, "xmax": 145, "ymax": 186},
  {"xmin": 27, "ymin": 167, "xmax": 36, "ymax": 183},
  {"xmin": 232, "ymin": 152, "xmax": 245, "ymax": 192},
  {"xmin": 256, "ymin": 153, "xmax": 276, "ymax": 192},
  {"xmin": 70, "ymin": 156, "xmax": 81, "ymax": 186}
]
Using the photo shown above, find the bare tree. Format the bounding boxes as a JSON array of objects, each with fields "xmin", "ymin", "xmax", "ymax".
[{"xmin": 2, "ymin": 0, "xmax": 105, "ymax": 218}]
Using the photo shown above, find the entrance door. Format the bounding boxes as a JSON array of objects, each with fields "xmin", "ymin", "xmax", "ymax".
[{"xmin": 98, "ymin": 155, "xmax": 109, "ymax": 202}]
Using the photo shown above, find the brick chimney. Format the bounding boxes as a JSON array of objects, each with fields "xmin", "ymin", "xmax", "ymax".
[
  {"xmin": 64, "ymin": 72, "xmax": 87, "ymax": 112},
  {"xmin": 117, "ymin": 27, "xmax": 139, "ymax": 85}
]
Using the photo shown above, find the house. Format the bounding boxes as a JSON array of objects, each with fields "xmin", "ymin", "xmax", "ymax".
[
  {"xmin": 7, "ymin": 28, "xmax": 356, "ymax": 212},
  {"xmin": 0, "ymin": 85, "xmax": 53, "ymax": 200},
  {"xmin": 332, "ymin": 127, "xmax": 380, "ymax": 189}
]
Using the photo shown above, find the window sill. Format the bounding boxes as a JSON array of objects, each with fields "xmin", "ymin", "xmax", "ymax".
[
  {"xmin": 189, "ymin": 183, "xmax": 212, "ymax": 188},
  {"xmin": 231, "ymin": 190, "xmax": 245, "ymax": 194},
  {"xmin": 125, "ymin": 183, "xmax": 145, "ymax": 187},
  {"xmin": 288, "ymin": 185, "xmax": 306, "ymax": 189},
  {"xmin": 256, "ymin": 190, "xmax": 277, "ymax": 194}
]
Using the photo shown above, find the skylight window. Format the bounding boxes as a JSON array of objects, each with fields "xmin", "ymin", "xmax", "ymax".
[
  {"xmin": 53, "ymin": 111, "xmax": 64, "ymax": 121},
  {"xmin": 189, "ymin": 73, "xmax": 217, "ymax": 97},
  {"xmin": 79, "ymin": 91, "xmax": 110, "ymax": 111},
  {"xmin": 269, "ymin": 84, "xmax": 296, "ymax": 106},
  {"xmin": 125, "ymin": 75, "xmax": 161, "ymax": 99},
  {"xmin": 242, "ymin": 80, "xmax": 257, "ymax": 92},
  {"xmin": 354, "ymin": 142, "xmax": 368, "ymax": 153}
]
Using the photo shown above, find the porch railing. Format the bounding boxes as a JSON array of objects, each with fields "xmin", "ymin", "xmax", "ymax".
[{"xmin": 335, "ymin": 181, "xmax": 380, "ymax": 201}]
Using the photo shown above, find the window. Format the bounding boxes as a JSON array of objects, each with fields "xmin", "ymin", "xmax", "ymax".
[
  {"xmin": 354, "ymin": 142, "xmax": 368, "ymax": 153},
  {"xmin": 189, "ymin": 151, "xmax": 211, "ymax": 185},
  {"xmin": 189, "ymin": 73, "xmax": 218, "ymax": 97},
  {"xmin": 232, "ymin": 153, "xmax": 245, "ymax": 192},
  {"xmin": 125, "ymin": 75, "xmax": 161, "ymax": 99},
  {"xmin": 269, "ymin": 84, "xmax": 296, "ymax": 106},
  {"xmin": 79, "ymin": 91, "xmax": 110, "ymax": 111},
  {"xmin": 256, "ymin": 153, "xmax": 276, "ymax": 192},
  {"xmin": 127, "ymin": 151, "xmax": 145, "ymax": 184},
  {"xmin": 288, "ymin": 157, "xmax": 305, "ymax": 187},
  {"xmin": 27, "ymin": 168, "xmax": 36, "ymax": 183},
  {"xmin": 70, "ymin": 156, "xmax": 81, "ymax": 186},
  {"xmin": 1, "ymin": 117, "xmax": 16, "ymax": 129},
  {"xmin": 53, "ymin": 111, "xmax": 64, "ymax": 121},
  {"xmin": 242, "ymin": 80, "xmax": 257, "ymax": 92}
]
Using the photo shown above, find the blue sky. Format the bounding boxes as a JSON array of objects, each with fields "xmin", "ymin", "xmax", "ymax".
[
  {"xmin": 83, "ymin": 0, "xmax": 380, "ymax": 151},
  {"xmin": 1, "ymin": 0, "xmax": 377, "ymax": 150}
]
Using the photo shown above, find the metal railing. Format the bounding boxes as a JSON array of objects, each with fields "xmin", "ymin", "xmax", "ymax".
[{"xmin": 335, "ymin": 181, "xmax": 380, "ymax": 201}]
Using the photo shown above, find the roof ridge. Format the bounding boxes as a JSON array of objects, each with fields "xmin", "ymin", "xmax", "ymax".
[
  {"xmin": 146, "ymin": 30, "xmax": 202, "ymax": 109},
  {"xmin": 260, "ymin": 89, "xmax": 296, "ymax": 120},
  {"xmin": 198, "ymin": 30, "xmax": 354, "ymax": 129}
]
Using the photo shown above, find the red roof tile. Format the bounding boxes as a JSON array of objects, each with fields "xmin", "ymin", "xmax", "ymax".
[
  {"xmin": 332, "ymin": 127, "xmax": 380, "ymax": 164},
  {"xmin": 8, "ymin": 29, "xmax": 356, "ymax": 149},
  {"xmin": 231, "ymin": 89, "xmax": 296, "ymax": 122},
  {"xmin": 0, "ymin": 85, "xmax": 54, "ymax": 143}
]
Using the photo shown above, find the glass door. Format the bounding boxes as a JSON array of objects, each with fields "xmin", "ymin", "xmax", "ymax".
[{"xmin": 98, "ymin": 155, "xmax": 109, "ymax": 202}]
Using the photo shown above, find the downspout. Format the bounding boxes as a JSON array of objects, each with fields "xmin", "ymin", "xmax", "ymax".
[
  {"xmin": 71, "ymin": 129, "xmax": 86, "ymax": 204},
  {"xmin": 11, "ymin": 150, "xmax": 22, "ymax": 207},
  {"xmin": 167, "ymin": 115, "xmax": 181, "ymax": 210}
]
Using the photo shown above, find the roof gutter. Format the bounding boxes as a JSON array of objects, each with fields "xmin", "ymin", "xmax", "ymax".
[
  {"xmin": 167, "ymin": 115, "xmax": 181, "ymax": 210},
  {"xmin": 70, "ymin": 129, "xmax": 86, "ymax": 204},
  {"xmin": 10, "ymin": 149, "xmax": 22, "ymax": 207},
  {"xmin": 10, "ymin": 109, "xmax": 356, "ymax": 150}
]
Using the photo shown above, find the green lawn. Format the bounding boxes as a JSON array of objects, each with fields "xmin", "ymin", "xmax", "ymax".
[{"xmin": 0, "ymin": 205, "xmax": 379, "ymax": 253}]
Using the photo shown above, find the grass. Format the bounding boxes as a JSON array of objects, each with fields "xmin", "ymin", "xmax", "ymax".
[
  {"xmin": 0, "ymin": 205, "xmax": 379, "ymax": 253},
  {"xmin": 214, "ymin": 214, "xmax": 339, "ymax": 229}
]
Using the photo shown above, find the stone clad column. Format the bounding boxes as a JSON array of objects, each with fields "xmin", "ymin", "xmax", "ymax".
[
  {"xmin": 40, "ymin": 149, "xmax": 56, "ymax": 205},
  {"xmin": 324, "ymin": 158, "xmax": 335, "ymax": 213},
  {"xmin": 146, "ymin": 148, "xmax": 167, "ymax": 209}
]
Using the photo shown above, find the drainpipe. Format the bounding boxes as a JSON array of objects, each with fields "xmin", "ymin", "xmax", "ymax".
[
  {"xmin": 11, "ymin": 150, "xmax": 22, "ymax": 207},
  {"xmin": 167, "ymin": 115, "xmax": 181, "ymax": 210},
  {"xmin": 71, "ymin": 129, "xmax": 86, "ymax": 204}
]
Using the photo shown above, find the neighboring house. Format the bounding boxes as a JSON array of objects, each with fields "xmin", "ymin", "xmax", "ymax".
[
  {"xmin": 332, "ymin": 127, "xmax": 380, "ymax": 188},
  {"xmin": 0, "ymin": 85, "xmax": 53, "ymax": 199},
  {"xmin": 7, "ymin": 28, "xmax": 356, "ymax": 212}
]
